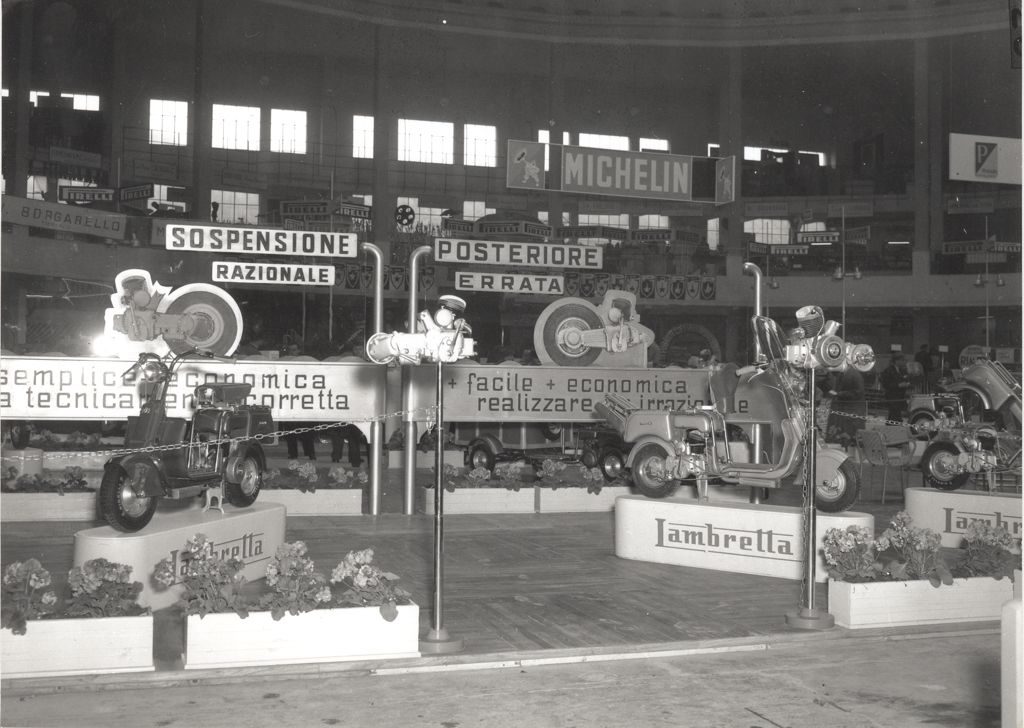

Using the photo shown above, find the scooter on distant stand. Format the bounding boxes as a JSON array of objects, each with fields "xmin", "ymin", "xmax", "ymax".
[
  {"xmin": 100, "ymin": 348, "xmax": 274, "ymax": 532},
  {"xmin": 596, "ymin": 305, "xmax": 875, "ymax": 512}
]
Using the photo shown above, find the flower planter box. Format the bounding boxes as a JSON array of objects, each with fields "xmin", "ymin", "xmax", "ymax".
[
  {"xmin": 417, "ymin": 486, "xmax": 538, "ymax": 514},
  {"xmin": 1, "ymin": 492, "xmax": 97, "ymax": 522},
  {"xmin": 184, "ymin": 604, "xmax": 420, "ymax": 669},
  {"xmin": 387, "ymin": 450, "xmax": 464, "ymax": 470},
  {"xmin": 260, "ymin": 489, "xmax": 363, "ymax": 516},
  {"xmin": 828, "ymin": 577, "xmax": 1015, "ymax": 629},
  {"xmin": 0, "ymin": 615, "xmax": 154, "ymax": 678},
  {"xmin": 538, "ymin": 485, "xmax": 632, "ymax": 513}
]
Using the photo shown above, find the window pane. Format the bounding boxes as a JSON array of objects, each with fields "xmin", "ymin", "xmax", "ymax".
[
  {"xmin": 211, "ymin": 189, "xmax": 260, "ymax": 225},
  {"xmin": 462, "ymin": 200, "xmax": 495, "ymax": 221},
  {"xmin": 538, "ymin": 129, "xmax": 571, "ymax": 170},
  {"xmin": 212, "ymin": 104, "xmax": 260, "ymax": 151},
  {"xmin": 639, "ymin": 138, "xmax": 669, "ymax": 152},
  {"xmin": 578, "ymin": 133, "xmax": 629, "ymax": 151},
  {"xmin": 60, "ymin": 93, "xmax": 100, "ymax": 111},
  {"xmin": 464, "ymin": 124, "xmax": 496, "ymax": 167},
  {"xmin": 150, "ymin": 99, "xmax": 189, "ymax": 146},
  {"xmin": 398, "ymin": 119, "xmax": 453, "ymax": 164},
  {"xmin": 353, "ymin": 115, "xmax": 374, "ymax": 158},
  {"xmin": 270, "ymin": 108, "xmax": 306, "ymax": 154},
  {"xmin": 29, "ymin": 91, "xmax": 49, "ymax": 107}
]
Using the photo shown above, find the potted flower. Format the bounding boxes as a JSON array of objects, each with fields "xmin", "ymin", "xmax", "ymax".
[
  {"xmin": 259, "ymin": 463, "xmax": 366, "ymax": 515},
  {"xmin": 157, "ymin": 535, "xmax": 420, "ymax": 669},
  {"xmin": 1, "ymin": 466, "xmax": 99, "ymax": 522},
  {"xmin": 535, "ymin": 459, "xmax": 631, "ymax": 513},
  {"xmin": 1, "ymin": 558, "xmax": 153, "ymax": 678},
  {"xmin": 823, "ymin": 512, "xmax": 1018, "ymax": 629},
  {"xmin": 420, "ymin": 463, "xmax": 537, "ymax": 515}
]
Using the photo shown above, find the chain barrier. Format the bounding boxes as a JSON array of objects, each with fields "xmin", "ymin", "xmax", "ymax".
[{"xmin": 0, "ymin": 406, "xmax": 439, "ymax": 466}]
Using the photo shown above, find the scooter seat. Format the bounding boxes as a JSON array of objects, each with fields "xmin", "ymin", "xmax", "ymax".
[{"xmin": 194, "ymin": 383, "xmax": 252, "ymax": 405}]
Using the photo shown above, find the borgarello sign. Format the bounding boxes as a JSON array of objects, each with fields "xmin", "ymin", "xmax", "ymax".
[
  {"xmin": 406, "ymin": 363, "xmax": 711, "ymax": 422},
  {"xmin": 0, "ymin": 356, "xmax": 384, "ymax": 423}
]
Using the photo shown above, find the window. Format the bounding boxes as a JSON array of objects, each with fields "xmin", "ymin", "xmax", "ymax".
[
  {"xmin": 745, "ymin": 218, "xmax": 791, "ymax": 246},
  {"xmin": 60, "ymin": 93, "xmax": 100, "ymax": 111},
  {"xmin": 463, "ymin": 124, "xmax": 496, "ymax": 167},
  {"xmin": 398, "ymin": 119, "xmax": 453, "ymax": 164},
  {"xmin": 537, "ymin": 129, "xmax": 571, "ymax": 170},
  {"xmin": 579, "ymin": 212, "xmax": 629, "ymax": 246},
  {"xmin": 150, "ymin": 99, "xmax": 189, "ymax": 146},
  {"xmin": 270, "ymin": 108, "xmax": 306, "ymax": 154},
  {"xmin": 639, "ymin": 214, "xmax": 669, "ymax": 228},
  {"xmin": 211, "ymin": 189, "xmax": 260, "ymax": 225},
  {"xmin": 353, "ymin": 115, "xmax": 374, "ymax": 158},
  {"xmin": 396, "ymin": 196, "xmax": 446, "ymax": 230},
  {"xmin": 639, "ymin": 138, "xmax": 670, "ymax": 153},
  {"xmin": 26, "ymin": 176, "xmax": 85, "ymax": 201},
  {"xmin": 578, "ymin": 133, "xmax": 629, "ymax": 151},
  {"xmin": 462, "ymin": 200, "xmax": 495, "ymax": 221},
  {"xmin": 745, "ymin": 145, "xmax": 826, "ymax": 166},
  {"xmin": 29, "ymin": 91, "xmax": 49, "ymax": 106},
  {"xmin": 212, "ymin": 104, "xmax": 260, "ymax": 151}
]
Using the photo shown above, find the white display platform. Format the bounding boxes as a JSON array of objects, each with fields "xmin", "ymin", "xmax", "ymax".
[
  {"xmin": 904, "ymin": 487, "xmax": 1021, "ymax": 548},
  {"xmin": 74, "ymin": 502, "xmax": 286, "ymax": 610},
  {"xmin": 615, "ymin": 495, "xmax": 873, "ymax": 583}
]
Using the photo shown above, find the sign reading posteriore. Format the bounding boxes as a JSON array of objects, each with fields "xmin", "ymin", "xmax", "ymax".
[
  {"xmin": 434, "ymin": 238, "xmax": 603, "ymax": 269},
  {"xmin": 1, "ymin": 195, "xmax": 127, "ymax": 240},
  {"xmin": 454, "ymin": 272, "xmax": 564, "ymax": 295},
  {"xmin": 0, "ymin": 356, "xmax": 384, "ymax": 423},
  {"xmin": 561, "ymin": 145, "xmax": 693, "ymax": 202},
  {"xmin": 165, "ymin": 224, "xmax": 357, "ymax": 257},
  {"xmin": 212, "ymin": 261, "xmax": 336, "ymax": 286},
  {"xmin": 406, "ymin": 364, "xmax": 711, "ymax": 423}
]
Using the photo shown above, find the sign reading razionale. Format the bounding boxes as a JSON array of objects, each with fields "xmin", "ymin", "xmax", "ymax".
[{"xmin": 561, "ymin": 145, "xmax": 693, "ymax": 202}]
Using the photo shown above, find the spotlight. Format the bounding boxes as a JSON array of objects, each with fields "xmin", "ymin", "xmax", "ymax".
[
  {"xmin": 974, "ymin": 274, "xmax": 986, "ymax": 287},
  {"xmin": 996, "ymin": 276, "xmax": 1006, "ymax": 287},
  {"xmin": 768, "ymin": 278, "xmax": 780, "ymax": 289}
]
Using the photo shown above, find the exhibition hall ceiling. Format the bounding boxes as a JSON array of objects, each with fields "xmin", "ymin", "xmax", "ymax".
[{"xmin": 260, "ymin": 0, "xmax": 1009, "ymax": 46}]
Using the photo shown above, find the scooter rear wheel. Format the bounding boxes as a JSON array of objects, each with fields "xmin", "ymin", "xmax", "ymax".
[
  {"xmin": 630, "ymin": 444, "xmax": 678, "ymax": 498},
  {"xmin": 99, "ymin": 466, "xmax": 158, "ymax": 532},
  {"xmin": 225, "ymin": 454, "xmax": 262, "ymax": 507}
]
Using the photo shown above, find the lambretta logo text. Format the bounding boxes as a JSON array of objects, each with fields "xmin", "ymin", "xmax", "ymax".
[
  {"xmin": 943, "ymin": 507, "xmax": 1021, "ymax": 537},
  {"xmin": 164, "ymin": 532, "xmax": 267, "ymax": 585},
  {"xmin": 655, "ymin": 518, "xmax": 795, "ymax": 560}
]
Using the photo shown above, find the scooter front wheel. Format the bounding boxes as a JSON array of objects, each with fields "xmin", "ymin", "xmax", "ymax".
[
  {"xmin": 813, "ymin": 458, "xmax": 860, "ymax": 513},
  {"xmin": 225, "ymin": 454, "xmax": 262, "ymax": 507},
  {"xmin": 630, "ymin": 444, "xmax": 678, "ymax": 498},
  {"xmin": 99, "ymin": 466, "xmax": 158, "ymax": 532}
]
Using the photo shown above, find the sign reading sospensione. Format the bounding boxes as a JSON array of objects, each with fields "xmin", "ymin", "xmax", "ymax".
[
  {"xmin": 166, "ymin": 224, "xmax": 357, "ymax": 257},
  {"xmin": 434, "ymin": 238, "xmax": 603, "ymax": 269}
]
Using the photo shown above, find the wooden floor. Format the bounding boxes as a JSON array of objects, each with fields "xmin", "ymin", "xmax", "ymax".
[{"xmin": 0, "ymin": 463, "xmax": 915, "ymax": 665}]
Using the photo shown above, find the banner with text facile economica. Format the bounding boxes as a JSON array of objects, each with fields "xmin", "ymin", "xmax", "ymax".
[
  {"xmin": 404, "ymin": 364, "xmax": 712, "ymax": 423},
  {"xmin": 561, "ymin": 145, "xmax": 694, "ymax": 202},
  {"xmin": 0, "ymin": 356, "xmax": 384, "ymax": 424},
  {"xmin": 165, "ymin": 224, "xmax": 358, "ymax": 257}
]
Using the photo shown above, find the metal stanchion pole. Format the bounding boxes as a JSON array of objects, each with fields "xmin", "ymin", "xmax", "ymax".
[
  {"xmin": 420, "ymin": 359, "xmax": 463, "ymax": 653},
  {"xmin": 360, "ymin": 242, "xmax": 384, "ymax": 515},
  {"xmin": 403, "ymin": 246, "xmax": 433, "ymax": 515},
  {"xmin": 785, "ymin": 366, "xmax": 835, "ymax": 630}
]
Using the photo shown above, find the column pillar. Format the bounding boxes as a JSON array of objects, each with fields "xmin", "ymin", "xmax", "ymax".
[
  {"xmin": 5, "ymin": 4, "xmax": 33, "ymax": 198},
  {"xmin": 190, "ymin": 0, "xmax": 212, "ymax": 220},
  {"xmin": 370, "ymin": 24, "xmax": 396, "ymax": 262}
]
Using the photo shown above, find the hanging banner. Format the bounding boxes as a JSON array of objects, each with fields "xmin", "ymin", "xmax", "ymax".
[
  {"xmin": 211, "ymin": 261, "xmax": 336, "ymax": 286},
  {"xmin": 506, "ymin": 140, "xmax": 546, "ymax": 191},
  {"xmin": 0, "ymin": 356, "xmax": 385, "ymax": 421},
  {"xmin": 434, "ymin": 238, "xmax": 603, "ymax": 269},
  {"xmin": 561, "ymin": 145, "xmax": 693, "ymax": 202},
  {"xmin": 454, "ymin": 271, "xmax": 564, "ymax": 295},
  {"xmin": 1, "ymin": 195, "xmax": 127, "ymax": 240},
  {"xmin": 165, "ymin": 224, "xmax": 357, "ymax": 257}
]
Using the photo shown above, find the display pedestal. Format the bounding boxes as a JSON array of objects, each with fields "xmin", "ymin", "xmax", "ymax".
[
  {"xmin": 74, "ymin": 502, "xmax": 286, "ymax": 610},
  {"xmin": 615, "ymin": 495, "xmax": 872, "ymax": 583},
  {"xmin": 904, "ymin": 487, "xmax": 1021, "ymax": 548}
]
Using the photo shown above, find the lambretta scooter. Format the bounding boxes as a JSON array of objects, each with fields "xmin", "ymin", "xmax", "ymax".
[
  {"xmin": 100, "ymin": 348, "xmax": 274, "ymax": 532},
  {"xmin": 917, "ymin": 358, "xmax": 1022, "ymax": 490},
  {"xmin": 596, "ymin": 307, "xmax": 875, "ymax": 512}
]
